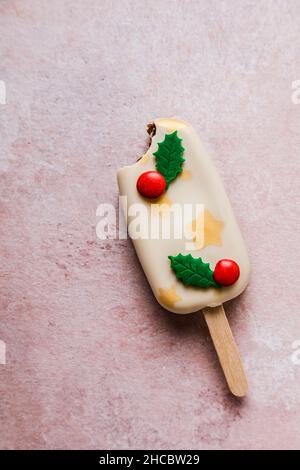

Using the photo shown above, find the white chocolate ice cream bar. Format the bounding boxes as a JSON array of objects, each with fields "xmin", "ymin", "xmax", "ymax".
[{"xmin": 117, "ymin": 118, "xmax": 250, "ymax": 314}]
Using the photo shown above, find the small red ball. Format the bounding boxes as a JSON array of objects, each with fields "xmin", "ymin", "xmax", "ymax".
[
  {"xmin": 136, "ymin": 171, "xmax": 166, "ymax": 199},
  {"xmin": 213, "ymin": 259, "xmax": 240, "ymax": 286}
]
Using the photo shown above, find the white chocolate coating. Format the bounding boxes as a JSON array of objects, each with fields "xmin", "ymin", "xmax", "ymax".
[{"xmin": 117, "ymin": 118, "xmax": 250, "ymax": 314}]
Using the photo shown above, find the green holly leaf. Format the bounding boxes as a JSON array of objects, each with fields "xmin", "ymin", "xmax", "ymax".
[
  {"xmin": 153, "ymin": 131, "xmax": 185, "ymax": 188},
  {"xmin": 168, "ymin": 253, "xmax": 221, "ymax": 288}
]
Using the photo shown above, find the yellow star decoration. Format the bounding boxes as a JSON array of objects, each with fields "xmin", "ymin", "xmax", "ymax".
[
  {"xmin": 152, "ymin": 193, "xmax": 172, "ymax": 205},
  {"xmin": 158, "ymin": 284, "xmax": 182, "ymax": 308},
  {"xmin": 150, "ymin": 194, "xmax": 172, "ymax": 216},
  {"xmin": 138, "ymin": 153, "xmax": 150, "ymax": 165},
  {"xmin": 155, "ymin": 118, "xmax": 187, "ymax": 132},
  {"xmin": 188, "ymin": 209, "xmax": 224, "ymax": 250},
  {"xmin": 178, "ymin": 168, "xmax": 192, "ymax": 180}
]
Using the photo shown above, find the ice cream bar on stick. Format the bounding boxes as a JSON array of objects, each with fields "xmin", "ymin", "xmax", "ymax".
[{"xmin": 117, "ymin": 118, "xmax": 250, "ymax": 397}]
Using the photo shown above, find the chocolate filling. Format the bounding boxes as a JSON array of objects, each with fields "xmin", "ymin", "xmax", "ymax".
[
  {"xmin": 147, "ymin": 122, "xmax": 156, "ymax": 141},
  {"xmin": 136, "ymin": 122, "xmax": 156, "ymax": 162}
]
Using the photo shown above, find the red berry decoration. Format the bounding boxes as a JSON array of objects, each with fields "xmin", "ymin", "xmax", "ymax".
[
  {"xmin": 136, "ymin": 171, "xmax": 166, "ymax": 199},
  {"xmin": 213, "ymin": 259, "xmax": 240, "ymax": 286}
]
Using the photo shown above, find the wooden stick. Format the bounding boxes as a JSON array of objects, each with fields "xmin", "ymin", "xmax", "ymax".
[{"xmin": 202, "ymin": 304, "xmax": 248, "ymax": 397}]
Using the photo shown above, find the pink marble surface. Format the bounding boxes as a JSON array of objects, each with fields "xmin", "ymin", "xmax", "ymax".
[{"xmin": 0, "ymin": 0, "xmax": 300, "ymax": 450}]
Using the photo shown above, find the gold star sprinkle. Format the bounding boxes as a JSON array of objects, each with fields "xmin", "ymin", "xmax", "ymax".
[
  {"xmin": 150, "ymin": 194, "xmax": 172, "ymax": 216},
  {"xmin": 155, "ymin": 118, "xmax": 188, "ymax": 131},
  {"xmin": 152, "ymin": 193, "xmax": 172, "ymax": 206},
  {"xmin": 178, "ymin": 169, "xmax": 192, "ymax": 180},
  {"xmin": 188, "ymin": 209, "xmax": 224, "ymax": 250},
  {"xmin": 158, "ymin": 284, "xmax": 182, "ymax": 308},
  {"xmin": 138, "ymin": 153, "xmax": 150, "ymax": 165}
]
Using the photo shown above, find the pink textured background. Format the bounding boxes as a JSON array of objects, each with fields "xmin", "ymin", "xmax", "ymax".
[{"xmin": 0, "ymin": 0, "xmax": 300, "ymax": 450}]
